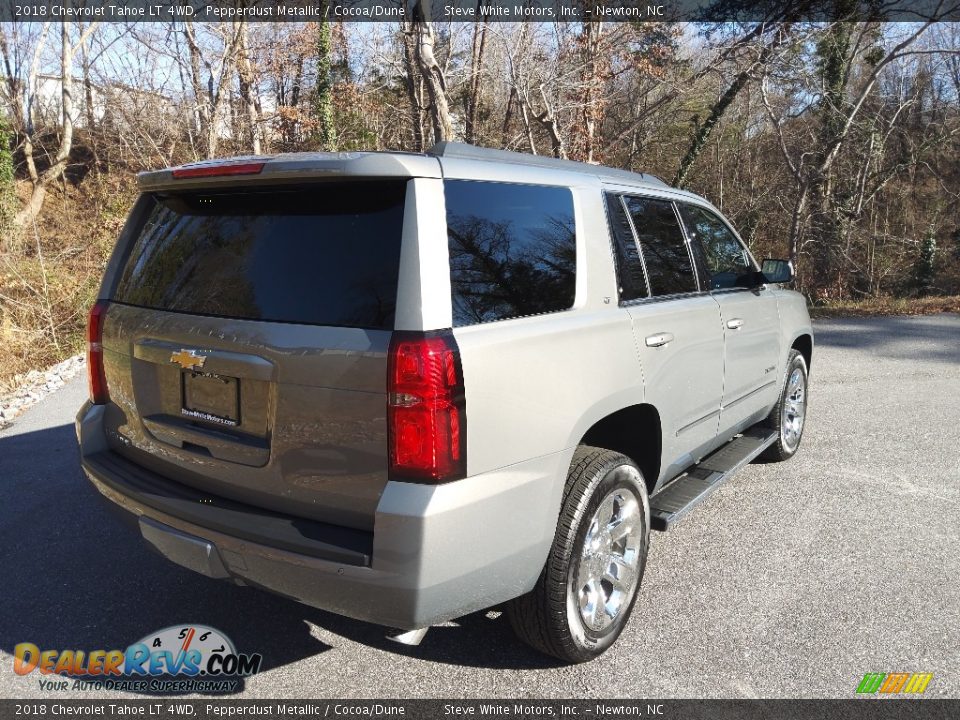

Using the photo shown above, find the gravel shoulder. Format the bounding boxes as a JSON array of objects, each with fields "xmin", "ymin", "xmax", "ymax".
[
  {"xmin": 0, "ymin": 355, "xmax": 85, "ymax": 430},
  {"xmin": 0, "ymin": 314, "xmax": 957, "ymax": 699}
]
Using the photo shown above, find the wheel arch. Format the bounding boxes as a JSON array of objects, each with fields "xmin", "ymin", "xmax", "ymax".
[
  {"xmin": 578, "ymin": 404, "xmax": 662, "ymax": 494},
  {"xmin": 791, "ymin": 333, "xmax": 813, "ymax": 371}
]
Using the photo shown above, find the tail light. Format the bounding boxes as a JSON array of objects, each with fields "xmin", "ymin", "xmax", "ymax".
[
  {"xmin": 87, "ymin": 300, "xmax": 110, "ymax": 405},
  {"xmin": 387, "ymin": 331, "xmax": 466, "ymax": 482},
  {"xmin": 171, "ymin": 161, "xmax": 265, "ymax": 179}
]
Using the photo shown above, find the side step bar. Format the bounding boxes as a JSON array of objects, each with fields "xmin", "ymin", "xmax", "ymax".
[{"xmin": 649, "ymin": 426, "xmax": 777, "ymax": 531}]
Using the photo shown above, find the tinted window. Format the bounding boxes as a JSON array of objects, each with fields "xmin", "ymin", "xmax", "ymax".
[
  {"xmin": 623, "ymin": 196, "xmax": 697, "ymax": 296},
  {"xmin": 113, "ymin": 183, "xmax": 407, "ymax": 329},
  {"xmin": 678, "ymin": 204, "xmax": 754, "ymax": 290},
  {"xmin": 445, "ymin": 180, "xmax": 576, "ymax": 326},
  {"xmin": 605, "ymin": 194, "xmax": 648, "ymax": 301}
]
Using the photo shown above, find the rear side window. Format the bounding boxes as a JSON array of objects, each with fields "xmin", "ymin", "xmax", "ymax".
[
  {"xmin": 677, "ymin": 203, "xmax": 755, "ymax": 290},
  {"xmin": 113, "ymin": 182, "xmax": 407, "ymax": 329},
  {"xmin": 623, "ymin": 196, "xmax": 697, "ymax": 296},
  {"xmin": 445, "ymin": 180, "xmax": 576, "ymax": 326}
]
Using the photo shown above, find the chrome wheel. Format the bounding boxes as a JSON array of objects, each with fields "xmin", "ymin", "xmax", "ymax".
[
  {"xmin": 782, "ymin": 366, "xmax": 806, "ymax": 451},
  {"xmin": 574, "ymin": 482, "xmax": 644, "ymax": 632}
]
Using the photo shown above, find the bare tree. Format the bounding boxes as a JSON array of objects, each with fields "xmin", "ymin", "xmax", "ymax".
[
  {"xmin": 312, "ymin": 6, "xmax": 336, "ymax": 151},
  {"xmin": 674, "ymin": 23, "xmax": 799, "ymax": 188},
  {"xmin": 400, "ymin": 20, "xmax": 427, "ymax": 150},
  {"xmin": 182, "ymin": 20, "xmax": 242, "ymax": 158},
  {"xmin": 14, "ymin": 21, "xmax": 99, "ymax": 229},
  {"xmin": 574, "ymin": 20, "xmax": 606, "ymax": 163},
  {"xmin": 235, "ymin": 20, "xmax": 263, "ymax": 155},
  {"xmin": 464, "ymin": 16, "xmax": 489, "ymax": 145},
  {"xmin": 760, "ymin": 20, "xmax": 950, "ymax": 290},
  {"xmin": 411, "ymin": 3, "xmax": 453, "ymax": 144}
]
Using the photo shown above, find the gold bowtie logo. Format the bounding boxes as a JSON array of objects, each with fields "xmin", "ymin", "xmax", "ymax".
[{"xmin": 170, "ymin": 349, "xmax": 207, "ymax": 371}]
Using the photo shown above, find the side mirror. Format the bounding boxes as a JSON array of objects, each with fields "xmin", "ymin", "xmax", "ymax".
[{"xmin": 761, "ymin": 258, "xmax": 794, "ymax": 284}]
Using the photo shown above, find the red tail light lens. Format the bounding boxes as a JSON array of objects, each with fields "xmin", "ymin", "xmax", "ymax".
[
  {"xmin": 387, "ymin": 331, "xmax": 466, "ymax": 482},
  {"xmin": 87, "ymin": 300, "xmax": 110, "ymax": 405}
]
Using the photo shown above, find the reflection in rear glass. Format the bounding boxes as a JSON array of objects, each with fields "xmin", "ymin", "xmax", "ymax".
[{"xmin": 114, "ymin": 182, "xmax": 407, "ymax": 329}]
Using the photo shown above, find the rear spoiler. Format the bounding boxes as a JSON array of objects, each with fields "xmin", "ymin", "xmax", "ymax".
[{"xmin": 137, "ymin": 152, "xmax": 441, "ymax": 192}]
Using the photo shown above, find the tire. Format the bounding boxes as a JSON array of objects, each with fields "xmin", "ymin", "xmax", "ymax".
[
  {"xmin": 506, "ymin": 445, "xmax": 650, "ymax": 663},
  {"xmin": 759, "ymin": 349, "xmax": 808, "ymax": 462}
]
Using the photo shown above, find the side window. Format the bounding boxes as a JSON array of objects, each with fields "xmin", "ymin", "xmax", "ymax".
[
  {"xmin": 604, "ymin": 193, "xmax": 648, "ymax": 302},
  {"xmin": 623, "ymin": 196, "xmax": 698, "ymax": 297},
  {"xmin": 678, "ymin": 204, "xmax": 754, "ymax": 290},
  {"xmin": 445, "ymin": 180, "xmax": 576, "ymax": 326}
]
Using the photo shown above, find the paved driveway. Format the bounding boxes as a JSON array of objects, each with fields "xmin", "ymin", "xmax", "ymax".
[{"xmin": 1, "ymin": 314, "xmax": 957, "ymax": 699}]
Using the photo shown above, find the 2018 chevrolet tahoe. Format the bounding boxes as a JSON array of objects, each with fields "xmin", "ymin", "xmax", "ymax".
[{"xmin": 77, "ymin": 142, "xmax": 813, "ymax": 663}]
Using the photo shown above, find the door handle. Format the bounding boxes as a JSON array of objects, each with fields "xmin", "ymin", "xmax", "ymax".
[
  {"xmin": 645, "ymin": 332, "xmax": 674, "ymax": 348},
  {"xmin": 726, "ymin": 318, "xmax": 744, "ymax": 330}
]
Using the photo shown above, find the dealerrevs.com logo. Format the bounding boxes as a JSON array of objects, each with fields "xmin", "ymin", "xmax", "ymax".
[{"xmin": 13, "ymin": 625, "xmax": 262, "ymax": 693}]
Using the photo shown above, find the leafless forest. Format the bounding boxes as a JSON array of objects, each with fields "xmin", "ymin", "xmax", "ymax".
[{"xmin": 1, "ymin": 17, "xmax": 959, "ymax": 385}]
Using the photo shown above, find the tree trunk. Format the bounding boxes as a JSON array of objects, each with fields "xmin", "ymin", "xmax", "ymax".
[
  {"xmin": 412, "ymin": 10, "xmax": 453, "ymax": 144},
  {"xmin": 464, "ymin": 17, "xmax": 488, "ymax": 145},
  {"xmin": 313, "ymin": 5, "xmax": 336, "ymax": 151},
  {"xmin": 576, "ymin": 20, "xmax": 606, "ymax": 163},
  {"xmin": 536, "ymin": 86, "xmax": 566, "ymax": 159},
  {"xmin": 79, "ymin": 21, "xmax": 99, "ymax": 171},
  {"xmin": 673, "ymin": 70, "xmax": 751, "ymax": 188},
  {"xmin": 183, "ymin": 20, "xmax": 212, "ymax": 156},
  {"xmin": 787, "ymin": 183, "xmax": 809, "ymax": 272},
  {"xmin": 674, "ymin": 26, "xmax": 792, "ymax": 188},
  {"xmin": 501, "ymin": 86, "xmax": 516, "ymax": 146},
  {"xmin": 400, "ymin": 21, "xmax": 425, "ymax": 151},
  {"xmin": 807, "ymin": 10, "xmax": 856, "ymax": 293},
  {"xmin": 14, "ymin": 21, "xmax": 96, "ymax": 229},
  {"xmin": 502, "ymin": 23, "xmax": 531, "ymax": 151},
  {"xmin": 235, "ymin": 20, "xmax": 262, "ymax": 155},
  {"xmin": 183, "ymin": 21, "xmax": 241, "ymax": 158}
]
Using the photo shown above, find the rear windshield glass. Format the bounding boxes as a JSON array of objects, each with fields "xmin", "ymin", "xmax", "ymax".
[{"xmin": 113, "ymin": 182, "xmax": 407, "ymax": 329}]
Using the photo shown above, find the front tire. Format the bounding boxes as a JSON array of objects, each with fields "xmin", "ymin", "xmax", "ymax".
[
  {"xmin": 760, "ymin": 349, "xmax": 808, "ymax": 462},
  {"xmin": 506, "ymin": 446, "xmax": 649, "ymax": 663}
]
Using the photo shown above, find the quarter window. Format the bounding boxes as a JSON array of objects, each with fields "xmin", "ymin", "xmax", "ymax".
[
  {"xmin": 678, "ymin": 204, "xmax": 755, "ymax": 290},
  {"xmin": 445, "ymin": 180, "xmax": 576, "ymax": 326},
  {"xmin": 605, "ymin": 193, "xmax": 648, "ymax": 301},
  {"xmin": 623, "ymin": 196, "xmax": 697, "ymax": 297}
]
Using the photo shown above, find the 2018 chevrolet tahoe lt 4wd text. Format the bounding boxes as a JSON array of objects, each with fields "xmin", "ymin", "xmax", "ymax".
[{"xmin": 77, "ymin": 142, "xmax": 813, "ymax": 663}]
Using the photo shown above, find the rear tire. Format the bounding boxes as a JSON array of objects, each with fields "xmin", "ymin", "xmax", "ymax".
[
  {"xmin": 506, "ymin": 446, "xmax": 649, "ymax": 663},
  {"xmin": 759, "ymin": 349, "xmax": 808, "ymax": 462}
]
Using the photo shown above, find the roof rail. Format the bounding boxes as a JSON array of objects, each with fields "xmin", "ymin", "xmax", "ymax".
[{"xmin": 427, "ymin": 141, "xmax": 668, "ymax": 188}]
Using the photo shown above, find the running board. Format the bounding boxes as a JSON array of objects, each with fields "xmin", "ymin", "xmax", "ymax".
[{"xmin": 649, "ymin": 426, "xmax": 777, "ymax": 531}]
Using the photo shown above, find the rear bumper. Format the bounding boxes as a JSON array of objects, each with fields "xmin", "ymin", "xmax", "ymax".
[{"xmin": 77, "ymin": 402, "xmax": 566, "ymax": 629}]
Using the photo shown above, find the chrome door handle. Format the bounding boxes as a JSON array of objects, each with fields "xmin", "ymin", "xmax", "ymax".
[
  {"xmin": 726, "ymin": 318, "xmax": 744, "ymax": 330},
  {"xmin": 645, "ymin": 332, "xmax": 674, "ymax": 348}
]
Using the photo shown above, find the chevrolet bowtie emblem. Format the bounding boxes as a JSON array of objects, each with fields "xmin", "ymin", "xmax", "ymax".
[{"xmin": 170, "ymin": 349, "xmax": 207, "ymax": 371}]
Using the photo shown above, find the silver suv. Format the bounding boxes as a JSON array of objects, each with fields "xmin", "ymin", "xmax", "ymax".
[{"xmin": 77, "ymin": 142, "xmax": 812, "ymax": 663}]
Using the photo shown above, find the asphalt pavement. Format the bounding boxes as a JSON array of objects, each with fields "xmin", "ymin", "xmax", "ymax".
[{"xmin": 1, "ymin": 314, "xmax": 958, "ymax": 699}]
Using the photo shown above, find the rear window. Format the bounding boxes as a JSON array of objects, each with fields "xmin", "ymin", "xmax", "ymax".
[
  {"xmin": 113, "ymin": 182, "xmax": 407, "ymax": 329},
  {"xmin": 445, "ymin": 180, "xmax": 576, "ymax": 327}
]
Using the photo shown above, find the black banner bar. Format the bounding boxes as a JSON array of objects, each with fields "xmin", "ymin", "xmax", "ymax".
[
  {"xmin": 2, "ymin": 700, "xmax": 960, "ymax": 720},
  {"xmin": 1, "ymin": 0, "xmax": 958, "ymax": 23}
]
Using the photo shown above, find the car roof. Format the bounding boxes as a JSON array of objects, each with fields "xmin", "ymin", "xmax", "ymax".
[
  {"xmin": 138, "ymin": 142, "xmax": 682, "ymax": 195},
  {"xmin": 428, "ymin": 141, "xmax": 668, "ymax": 189}
]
